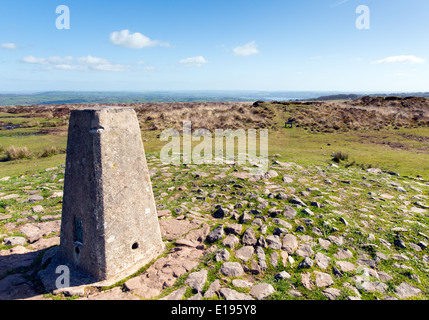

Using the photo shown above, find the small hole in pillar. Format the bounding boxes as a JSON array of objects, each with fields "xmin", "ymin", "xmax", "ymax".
[
  {"xmin": 75, "ymin": 247, "xmax": 80, "ymax": 254},
  {"xmin": 132, "ymin": 242, "xmax": 139, "ymax": 250}
]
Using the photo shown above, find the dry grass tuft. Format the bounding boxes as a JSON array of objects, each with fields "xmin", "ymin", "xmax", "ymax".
[{"xmin": 5, "ymin": 145, "xmax": 33, "ymax": 161}]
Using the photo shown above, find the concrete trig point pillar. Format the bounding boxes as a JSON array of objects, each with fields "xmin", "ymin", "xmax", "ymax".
[{"xmin": 59, "ymin": 106, "xmax": 164, "ymax": 283}]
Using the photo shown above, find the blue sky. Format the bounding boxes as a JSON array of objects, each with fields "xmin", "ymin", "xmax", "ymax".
[{"xmin": 0, "ymin": 0, "xmax": 428, "ymax": 92}]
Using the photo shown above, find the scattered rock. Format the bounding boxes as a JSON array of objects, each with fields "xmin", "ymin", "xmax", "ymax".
[
  {"xmin": 336, "ymin": 261, "xmax": 357, "ymax": 273},
  {"xmin": 282, "ymin": 234, "xmax": 298, "ymax": 254},
  {"xmin": 204, "ymin": 280, "xmax": 221, "ymax": 299},
  {"xmin": 242, "ymin": 227, "xmax": 257, "ymax": 246},
  {"xmin": 283, "ymin": 206, "xmax": 297, "ymax": 219},
  {"xmin": 220, "ymin": 262, "xmax": 244, "ymax": 277},
  {"xmin": 298, "ymin": 257, "xmax": 314, "ymax": 269},
  {"xmin": 235, "ymin": 246, "xmax": 254, "ymax": 262},
  {"xmin": 314, "ymin": 271, "xmax": 334, "ymax": 288},
  {"xmin": 222, "ymin": 234, "xmax": 240, "ymax": 249},
  {"xmin": 215, "ymin": 248, "xmax": 230, "ymax": 262},
  {"xmin": 333, "ymin": 248, "xmax": 353, "ymax": 260},
  {"xmin": 2, "ymin": 237, "xmax": 26, "ymax": 246},
  {"xmin": 315, "ymin": 252, "xmax": 331, "ymax": 270},
  {"xmin": 232, "ymin": 279, "xmax": 253, "ymax": 288},
  {"xmin": 219, "ymin": 288, "xmax": 254, "ymax": 300},
  {"xmin": 322, "ymin": 288, "xmax": 342, "ymax": 300},
  {"xmin": 250, "ymin": 283, "xmax": 275, "ymax": 300},
  {"xmin": 266, "ymin": 235, "xmax": 282, "ymax": 250},
  {"xmin": 394, "ymin": 282, "xmax": 422, "ymax": 299},
  {"xmin": 275, "ymin": 271, "xmax": 291, "ymax": 280},
  {"xmin": 207, "ymin": 226, "xmax": 224, "ymax": 243},
  {"xmin": 185, "ymin": 269, "xmax": 208, "ymax": 293}
]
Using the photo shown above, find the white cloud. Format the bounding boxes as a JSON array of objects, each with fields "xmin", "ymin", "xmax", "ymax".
[
  {"xmin": 233, "ymin": 41, "xmax": 259, "ymax": 56},
  {"xmin": 110, "ymin": 29, "xmax": 169, "ymax": 49},
  {"xmin": 373, "ymin": 55, "xmax": 426, "ymax": 64},
  {"xmin": 0, "ymin": 43, "xmax": 18, "ymax": 50},
  {"xmin": 21, "ymin": 55, "xmax": 128, "ymax": 72},
  {"xmin": 21, "ymin": 56, "xmax": 48, "ymax": 64},
  {"xmin": 77, "ymin": 55, "xmax": 109, "ymax": 65},
  {"xmin": 179, "ymin": 56, "xmax": 207, "ymax": 67}
]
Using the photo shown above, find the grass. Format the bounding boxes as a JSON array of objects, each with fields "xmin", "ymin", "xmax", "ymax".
[{"xmin": 0, "ymin": 100, "xmax": 428, "ymax": 180}]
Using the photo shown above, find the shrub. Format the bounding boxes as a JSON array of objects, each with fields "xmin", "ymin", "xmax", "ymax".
[
  {"xmin": 5, "ymin": 145, "xmax": 32, "ymax": 161},
  {"xmin": 40, "ymin": 146, "xmax": 59, "ymax": 158},
  {"xmin": 332, "ymin": 151, "xmax": 349, "ymax": 163}
]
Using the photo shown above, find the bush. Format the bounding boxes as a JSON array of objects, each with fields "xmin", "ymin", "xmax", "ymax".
[
  {"xmin": 40, "ymin": 146, "xmax": 59, "ymax": 158},
  {"xmin": 332, "ymin": 151, "xmax": 349, "ymax": 163},
  {"xmin": 5, "ymin": 145, "xmax": 32, "ymax": 161}
]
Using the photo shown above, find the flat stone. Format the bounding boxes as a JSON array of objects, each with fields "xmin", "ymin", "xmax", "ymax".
[
  {"xmin": 314, "ymin": 271, "xmax": 334, "ymax": 288},
  {"xmin": 318, "ymin": 238, "xmax": 331, "ymax": 250},
  {"xmin": 207, "ymin": 226, "xmax": 224, "ymax": 243},
  {"xmin": 353, "ymin": 277, "xmax": 388, "ymax": 294},
  {"xmin": 295, "ymin": 244, "xmax": 314, "ymax": 258},
  {"xmin": 232, "ymin": 279, "xmax": 253, "ymax": 288},
  {"xmin": 394, "ymin": 282, "xmax": 422, "ymax": 299},
  {"xmin": 241, "ymin": 227, "xmax": 257, "ymax": 246},
  {"xmin": 160, "ymin": 287, "xmax": 188, "ymax": 300},
  {"xmin": 283, "ymin": 206, "xmax": 297, "ymax": 219},
  {"xmin": 31, "ymin": 205, "xmax": 44, "ymax": 213},
  {"xmin": 336, "ymin": 261, "xmax": 357, "ymax": 272},
  {"xmin": 25, "ymin": 195, "xmax": 44, "ymax": 203},
  {"xmin": 275, "ymin": 271, "xmax": 291, "ymax": 280},
  {"xmin": 301, "ymin": 272, "xmax": 313, "ymax": 290},
  {"xmin": 19, "ymin": 220, "xmax": 61, "ymax": 243},
  {"xmin": 315, "ymin": 252, "xmax": 331, "ymax": 270},
  {"xmin": 333, "ymin": 248, "xmax": 353, "ymax": 260},
  {"xmin": 266, "ymin": 235, "xmax": 282, "ymax": 250},
  {"xmin": 2, "ymin": 237, "xmax": 26, "ymax": 246},
  {"xmin": 159, "ymin": 219, "xmax": 202, "ymax": 241},
  {"xmin": 235, "ymin": 246, "xmax": 254, "ymax": 262},
  {"xmin": 322, "ymin": 288, "xmax": 342, "ymax": 300},
  {"xmin": 83, "ymin": 287, "xmax": 140, "ymax": 300},
  {"xmin": 215, "ymin": 248, "xmax": 230, "ymax": 262},
  {"xmin": 327, "ymin": 235, "xmax": 343, "ymax": 246},
  {"xmin": 184, "ymin": 223, "xmax": 210, "ymax": 243},
  {"xmin": 157, "ymin": 209, "xmax": 172, "ymax": 218},
  {"xmin": 29, "ymin": 236, "xmax": 60, "ymax": 251},
  {"xmin": 225, "ymin": 224, "xmax": 242, "ymax": 235},
  {"xmin": 185, "ymin": 269, "xmax": 208, "ymax": 293},
  {"xmin": 0, "ymin": 194, "xmax": 19, "ymax": 200},
  {"xmin": 298, "ymin": 257, "xmax": 314, "ymax": 269},
  {"xmin": 282, "ymin": 234, "xmax": 298, "ymax": 254},
  {"xmin": 204, "ymin": 280, "xmax": 221, "ymax": 299},
  {"xmin": 378, "ymin": 271, "xmax": 393, "ymax": 282},
  {"xmin": 48, "ymin": 191, "xmax": 63, "ymax": 199},
  {"xmin": 270, "ymin": 251, "xmax": 279, "ymax": 267},
  {"xmin": 222, "ymin": 234, "xmax": 240, "ymax": 249},
  {"xmin": 220, "ymin": 262, "xmax": 244, "ymax": 277},
  {"xmin": 272, "ymin": 218, "xmax": 293, "ymax": 230},
  {"xmin": 282, "ymin": 176, "xmax": 293, "ymax": 183},
  {"xmin": 219, "ymin": 288, "xmax": 254, "ymax": 300},
  {"xmin": 250, "ymin": 283, "xmax": 275, "ymax": 300}
]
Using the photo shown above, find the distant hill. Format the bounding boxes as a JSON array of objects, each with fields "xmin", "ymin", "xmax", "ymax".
[
  {"xmin": 1, "ymin": 90, "xmax": 429, "ymax": 106},
  {"xmin": 309, "ymin": 92, "xmax": 429, "ymax": 101}
]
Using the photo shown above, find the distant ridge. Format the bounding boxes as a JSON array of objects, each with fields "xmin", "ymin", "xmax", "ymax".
[{"xmin": 0, "ymin": 90, "xmax": 428, "ymax": 106}]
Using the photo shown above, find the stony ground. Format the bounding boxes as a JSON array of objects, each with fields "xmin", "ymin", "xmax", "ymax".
[{"xmin": 0, "ymin": 155, "xmax": 428, "ymax": 300}]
